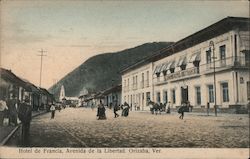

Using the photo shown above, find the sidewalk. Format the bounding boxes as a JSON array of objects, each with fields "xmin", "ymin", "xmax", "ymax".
[
  {"xmin": 133, "ymin": 109, "xmax": 249, "ymax": 117},
  {"xmin": 0, "ymin": 110, "xmax": 48, "ymax": 146}
]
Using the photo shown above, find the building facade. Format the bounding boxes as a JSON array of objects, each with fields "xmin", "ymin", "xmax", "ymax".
[
  {"xmin": 121, "ymin": 17, "xmax": 250, "ymax": 110},
  {"xmin": 122, "ymin": 63, "xmax": 154, "ymax": 111}
]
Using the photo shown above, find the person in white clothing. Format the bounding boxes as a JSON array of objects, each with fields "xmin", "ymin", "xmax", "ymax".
[{"xmin": 50, "ymin": 103, "xmax": 56, "ymax": 119}]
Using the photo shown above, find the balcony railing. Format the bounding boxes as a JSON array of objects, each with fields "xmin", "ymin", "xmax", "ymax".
[
  {"xmin": 203, "ymin": 56, "xmax": 248, "ymax": 72},
  {"xmin": 153, "ymin": 56, "xmax": 248, "ymax": 85}
]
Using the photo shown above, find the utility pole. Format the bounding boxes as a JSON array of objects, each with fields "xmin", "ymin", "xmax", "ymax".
[
  {"xmin": 37, "ymin": 49, "xmax": 47, "ymax": 87},
  {"xmin": 209, "ymin": 41, "xmax": 217, "ymax": 117}
]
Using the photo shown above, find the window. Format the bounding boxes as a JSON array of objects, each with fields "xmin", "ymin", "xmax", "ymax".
[
  {"xmin": 180, "ymin": 64, "xmax": 186, "ymax": 70},
  {"xmin": 222, "ymin": 83, "xmax": 229, "ymax": 102},
  {"xmin": 208, "ymin": 85, "xmax": 214, "ymax": 103},
  {"xmin": 157, "ymin": 92, "xmax": 161, "ymax": 103},
  {"xmin": 195, "ymin": 86, "xmax": 201, "ymax": 105},
  {"xmin": 135, "ymin": 75, "xmax": 138, "ymax": 89},
  {"xmin": 163, "ymin": 91, "xmax": 168, "ymax": 104},
  {"xmin": 206, "ymin": 50, "xmax": 212, "ymax": 63},
  {"xmin": 220, "ymin": 45, "xmax": 226, "ymax": 66},
  {"xmin": 220, "ymin": 45, "xmax": 226, "ymax": 60},
  {"xmin": 132, "ymin": 76, "xmax": 135, "ymax": 89},
  {"xmin": 156, "ymin": 73, "xmax": 160, "ymax": 82},
  {"xmin": 163, "ymin": 71, "xmax": 167, "ymax": 81},
  {"xmin": 172, "ymin": 89, "xmax": 176, "ymax": 104},
  {"xmin": 146, "ymin": 71, "xmax": 149, "ymax": 87},
  {"xmin": 141, "ymin": 73, "xmax": 144, "ymax": 88},
  {"xmin": 170, "ymin": 68, "xmax": 175, "ymax": 73},
  {"xmin": 146, "ymin": 92, "xmax": 150, "ymax": 105},
  {"xmin": 127, "ymin": 79, "xmax": 129, "ymax": 91}
]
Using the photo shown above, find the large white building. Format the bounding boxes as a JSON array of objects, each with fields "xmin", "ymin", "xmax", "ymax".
[{"xmin": 121, "ymin": 17, "xmax": 250, "ymax": 111}]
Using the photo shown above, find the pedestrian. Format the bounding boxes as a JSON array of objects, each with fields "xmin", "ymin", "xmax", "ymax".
[
  {"xmin": 178, "ymin": 102, "xmax": 186, "ymax": 119},
  {"xmin": 166, "ymin": 101, "xmax": 171, "ymax": 114},
  {"xmin": 50, "ymin": 103, "xmax": 56, "ymax": 119},
  {"xmin": 18, "ymin": 96, "xmax": 32, "ymax": 146},
  {"xmin": 97, "ymin": 100, "xmax": 106, "ymax": 120},
  {"xmin": 207, "ymin": 102, "xmax": 210, "ymax": 116},
  {"xmin": 113, "ymin": 102, "xmax": 119, "ymax": 118},
  {"xmin": 91, "ymin": 103, "xmax": 94, "ymax": 111},
  {"xmin": 6, "ymin": 94, "xmax": 18, "ymax": 126},
  {"xmin": 122, "ymin": 102, "xmax": 130, "ymax": 117},
  {"xmin": 0, "ymin": 97, "xmax": 8, "ymax": 126},
  {"xmin": 148, "ymin": 100, "xmax": 154, "ymax": 114}
]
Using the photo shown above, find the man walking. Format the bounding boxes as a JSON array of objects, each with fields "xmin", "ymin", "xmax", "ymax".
[
  {"xmin": 50, "ymin": 103, "xmax": 56, "ymax": 119},
  {"xmin": 113, "ymin": 102, "xmax": 119, "ymax": 118},
  {"xmin": 18, "ymin": 96, "xmax": 32, "ymax": 146}
]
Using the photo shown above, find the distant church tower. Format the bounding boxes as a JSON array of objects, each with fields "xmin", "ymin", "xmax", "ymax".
[{"xmin": 59, "ymin": 85, "xmax": 65, "ymax": 102}]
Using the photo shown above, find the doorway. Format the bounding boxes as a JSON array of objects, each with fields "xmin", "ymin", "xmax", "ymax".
[{"xmin": 181, "ymin": 86, "xmax": 188, "ymax": 103}]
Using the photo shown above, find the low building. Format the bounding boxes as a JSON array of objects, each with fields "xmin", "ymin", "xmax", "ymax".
[
  {"xmin": 102, "ymin": 84, "xmax": 122, "ymax": 108},
  {"xmin": 121, "ymin": 17, "xmax": 250, "ymax": 111}
]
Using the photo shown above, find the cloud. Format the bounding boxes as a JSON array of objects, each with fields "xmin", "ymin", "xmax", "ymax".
[{"xmin": 3, "ymin": 21, "xmax": 54, "ymax": 44}]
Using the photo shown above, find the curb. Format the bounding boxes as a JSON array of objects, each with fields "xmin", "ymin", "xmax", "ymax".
[
  {"xmin": 0, "ymin": 124, "xmax": 20, "ymax": 146},
  {"xmin": 0, "ymin": 111, "xmax": 48, "ymax": 146}
]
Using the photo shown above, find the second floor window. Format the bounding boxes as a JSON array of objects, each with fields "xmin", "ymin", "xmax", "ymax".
[
  {"xmin": 220, "ymin": 45, "xmax": 226, "ymax": 60},
  {"xmin": 170, "ymin": 68, "xmax": 175, "ymax": 73},
  {"xmin": 206, "ymin": 50, "xmax": 212, "ymax": 63},
  {"xmin": 180, "ymin": 64, "xmax": 186, "ymax": 70}
]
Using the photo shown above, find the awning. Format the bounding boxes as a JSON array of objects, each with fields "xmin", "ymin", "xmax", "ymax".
[
  {"xmin": 176, "ymin": 57, "xmax": 187, "ymax": 66},
  {"xmin": 166, "ymin": 61, "xmax": 175, "ymax": 70},
  {"xmin": 161, "ymin": 62, "xmax": 169, "ymax": 72},
  {"xmin": 154, "ymin": 64, "xmax": 164, "ymax": 74},
  {"xmin": 239, "ymin": 31, "xmax": 250, "ymax": 52},
  {"xmin": 189, "ymin": 53, "xmax": 201, "ymax": 62}
]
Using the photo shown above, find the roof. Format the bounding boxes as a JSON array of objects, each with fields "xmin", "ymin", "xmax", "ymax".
[
  {"xmin": 0, "ymin": 68, "xmax": 30, "ymax": 90},
  {"xmin": 102, "ymin": 84, "xmax": 122, "ymax": 95},
  {"xmin": 39, "ymin": 87, "xmax": 53, "ymax": 97},
  {"xmin": 121, "ymin": 16, "xmax": 250, "ymax": 74}
]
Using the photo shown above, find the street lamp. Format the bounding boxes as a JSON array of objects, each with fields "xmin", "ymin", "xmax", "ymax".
[{"xmin": 209, "ymin": 41, "xmax": 217, "ymax": 117}]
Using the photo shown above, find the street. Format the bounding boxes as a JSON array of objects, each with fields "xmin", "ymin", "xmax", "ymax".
[{"xmin": 6, "ymin": 108, "xmax": 249, "ymax": 148}]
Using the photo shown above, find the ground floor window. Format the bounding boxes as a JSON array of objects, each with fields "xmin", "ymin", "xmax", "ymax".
[
  {"xmin": 163, "ymin": 91, "xmax": 168, "ymax": 104},
  {"xmin": 146, "ymin": 92, "xmax": 150, "ymax": 105},
  {"xmin": 156, "ymin": 92, "xmax": 161, "ymax": 104},
  {"xmin": 172, "ymin": 89, "xmax": 176, "ymax": 104},
  {"xmin": 195, "ymin": 86, "xmax": 201, "ymax": 105},
  {"xmin": 208, "ymin": 85, "xmax": 214, "ymax": 103},
  {"xmin": 221, "ymin": 83, "xmax": 229, "ymax": 102}
]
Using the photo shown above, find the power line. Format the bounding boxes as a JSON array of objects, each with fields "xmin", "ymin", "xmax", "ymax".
[{"xmin": 37, "ymin": 49, "xmax": 47, "ymax": 87}]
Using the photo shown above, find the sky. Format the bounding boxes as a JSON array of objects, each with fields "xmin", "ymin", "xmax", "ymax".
[{"xmin": 0, "ymin": 0, "xmax": 249, "ymax": 89}]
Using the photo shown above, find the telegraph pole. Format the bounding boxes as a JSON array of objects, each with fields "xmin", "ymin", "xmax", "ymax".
[{"xmin": 37, "ymin": 49, "xmax": 47, "ymax": 87}]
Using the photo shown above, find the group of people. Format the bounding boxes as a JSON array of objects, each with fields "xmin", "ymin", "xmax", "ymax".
[
  {"xmin": 96, "ymin": 101, "xmax": 130, "ymax": 120},
  {"xmin": 0, "ymin": 94, "xmax": 33, "ymax": 146},
  {"xmin": 147, "ymin": 100, "xmax": 193, "ymax": 120},
  {"xmin": 148, "ymin": 100, "xmax": 171, "ymax": 115}
]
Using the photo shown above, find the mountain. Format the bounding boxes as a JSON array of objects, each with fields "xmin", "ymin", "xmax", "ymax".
[{"xmin": 49, "ymin": 42, "xmax": 173, "ymax": 99}]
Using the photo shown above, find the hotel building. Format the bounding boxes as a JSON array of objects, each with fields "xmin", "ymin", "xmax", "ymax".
[{"xmin": 121, "ymin": 17, "xmax": 250, "ymax": 111}]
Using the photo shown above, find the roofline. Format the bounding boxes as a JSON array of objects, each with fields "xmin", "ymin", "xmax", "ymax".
[{"xmin": 120, "ymin": 16, "xmax": 249, "ymax": 74}]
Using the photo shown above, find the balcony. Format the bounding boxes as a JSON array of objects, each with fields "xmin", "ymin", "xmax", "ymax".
[
  {"xmin": 153, "ymin": 56, "xmax": 248, "ymax": 85},
  {"xmin": 202, "ymin": 56, "xmax": 249, "ymax": 74}
]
